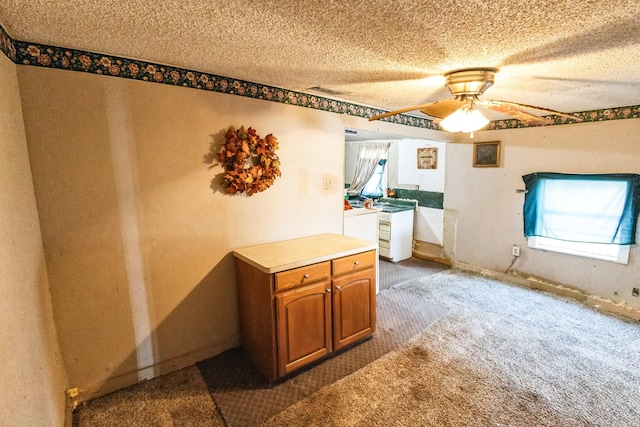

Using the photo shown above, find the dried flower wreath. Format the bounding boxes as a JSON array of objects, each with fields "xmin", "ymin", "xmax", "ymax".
[{"xmin": 208, "ymin": 126, "xmax": 281, "ymax": 196}]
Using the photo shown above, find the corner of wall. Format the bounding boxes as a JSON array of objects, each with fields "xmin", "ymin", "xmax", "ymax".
[
  {"xmin": 0, "ymin": 34, "xmax": 69, "ymax": 427},
  {"xmin": 0, "ymin": 20, "xmax": 17, "ymax": 63}
]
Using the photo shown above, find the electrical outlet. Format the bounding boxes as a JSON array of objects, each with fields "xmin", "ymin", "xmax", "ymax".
[
  {"xmin": 632, "ymin": 288, "xmax": 639, "ymax": 297},
  {"xmin": 512, "ymin": 245, "xmax": 520, "ymax": 257}
]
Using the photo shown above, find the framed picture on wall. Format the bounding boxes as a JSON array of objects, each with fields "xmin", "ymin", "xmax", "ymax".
[
  {"xmin": 473, "ymin": 141, "xmax": 501, "ymax": 167},
  {"xmin": 417, "ymin": 147, "xmax": 438, "ymax": 169}
]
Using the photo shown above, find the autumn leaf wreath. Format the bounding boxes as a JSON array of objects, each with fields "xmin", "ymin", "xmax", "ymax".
[{"xmin": 209, "ymin": 126, "xmax": 281, "ymax": 196}]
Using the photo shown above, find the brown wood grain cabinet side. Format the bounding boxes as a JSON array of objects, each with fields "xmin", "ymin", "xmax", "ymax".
[{"xmin": 235, "ymin": 257, "xmax": 278, "ymax": 380}]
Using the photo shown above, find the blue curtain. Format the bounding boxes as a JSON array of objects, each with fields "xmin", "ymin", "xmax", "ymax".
[{"xmin": 523, "ymin": 172, "xmax": 640, "ymax": 245}]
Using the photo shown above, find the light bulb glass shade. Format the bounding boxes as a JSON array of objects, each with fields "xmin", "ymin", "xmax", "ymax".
[{"xmin": 439, "ymin": 106, "xmax": 489, "ymax": 133}]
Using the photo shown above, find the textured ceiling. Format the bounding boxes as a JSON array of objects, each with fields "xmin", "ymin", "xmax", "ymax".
[{"xmin": 1, "ymin": 0, "xmax": 640, "ymax": 117}]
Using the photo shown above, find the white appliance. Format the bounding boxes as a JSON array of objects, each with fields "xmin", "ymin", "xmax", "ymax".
[
  {"xmin": 344, "ymin": 207, "xmax": 380, "ymax": 293},
  {"xmin": 344, "ymin": 208, "xmax": 379, "ymax": 243},
  {"xmin": 378, "ymin": 209, "xmax": 414, "ymax": 262}
]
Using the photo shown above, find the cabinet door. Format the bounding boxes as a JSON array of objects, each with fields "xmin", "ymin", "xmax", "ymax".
[
  {"xmin": 275, "ymin": 281, "xmax": 332, "ymax": 376},
  {"xmin": 332, "ymin": 268, "xmax": 376, "ymax": 351}
]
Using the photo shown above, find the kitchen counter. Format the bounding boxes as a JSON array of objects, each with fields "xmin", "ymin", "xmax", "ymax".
[
  {"xmin": 233, "ymin": 233, "xmax": 377, "ymax": 274},
  {"xmin": 344, "ymin": 208, "xmax": 379, "ymax": 244},
  {"xmin": 344, "ymin": 207, "xmax": 378, "ymax": 217},
  {"xmin": 347, "ymin": 197, "xmax": 417, "ymax": 213}
]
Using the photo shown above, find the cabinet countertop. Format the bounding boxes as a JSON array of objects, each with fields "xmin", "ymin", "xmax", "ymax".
[
  {"xmin": 344, "ymin": 207, "xmax": 380, "ymax": 218},
  {"xmin": 233, "ymin": 233, "xmax": 377, "ymax": 274}
]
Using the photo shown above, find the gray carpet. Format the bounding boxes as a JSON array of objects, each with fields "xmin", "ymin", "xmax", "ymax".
[
  {"xmin": 264, "ymin": 269, "xmax": 640, "ymax": 426},
  {"xmin": 378, "ymin": 257, "xmax": 447, "ymax": 291}
]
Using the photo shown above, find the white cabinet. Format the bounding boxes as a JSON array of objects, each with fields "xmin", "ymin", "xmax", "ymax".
[{"xmin": 378, "ymin": 209, "xmax": 414, "ymax": 262}]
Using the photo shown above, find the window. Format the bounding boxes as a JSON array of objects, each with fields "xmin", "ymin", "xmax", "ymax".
[
  {"xmin": 346, "ymin": 142, "xmax": 389, "ymax": 197},
  {"xmin": 360, "ymin": 159, "xmax": 387, "ymax": 199},
  {"xmin": 522, "ymin": 173, "xmax": 640, "ymax": 264}
]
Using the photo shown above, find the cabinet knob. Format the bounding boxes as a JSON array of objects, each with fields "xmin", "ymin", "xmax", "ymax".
[
  {"xmin": 326, "ymin": 288, "xmax": 331, "ymax": 293},
  {"xmin": 303, "ymin": 274, "xmax": 310, "ymax": 279},
  {"xmin": 335, "ymin": 286, "xmax": 341, "ymax": 291},
  {"xmin": 354, "ymin": 261, "xmax": 359, "ymax": 266}
]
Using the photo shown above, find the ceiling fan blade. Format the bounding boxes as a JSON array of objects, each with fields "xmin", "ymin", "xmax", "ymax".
[
  {"xmin": 420, "ymin": 99, "xmax": 465, "ymax": 119},
  {"xmin": 481, "ymin": 99, "xmax": 583, "ymax": 123},
  {"xmin": 481, "ymin": 102, "xmax": 553, "ymax": 125},
  {"xmin": 369, "ymin": 102, "xmax": 440, "ymax": 121}
]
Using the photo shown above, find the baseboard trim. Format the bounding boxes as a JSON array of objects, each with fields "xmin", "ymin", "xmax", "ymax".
[
  {"xmin": 67, "ymin": 336, "xmax": 239, "ymax": 409},
  {"xmin": 453, "ymin": 262, "xmax": 640, "ymax": 322},
  {"xmin": 412, "ymin": 251, "xmax": 452, "ymax": 266},
  {"xmin": 64, "ymin": 390, "xmax": 75, "ymax": 427}
]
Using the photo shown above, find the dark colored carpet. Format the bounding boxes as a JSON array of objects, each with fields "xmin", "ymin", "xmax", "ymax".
[{"xmin": 378, "ymin": 257, "xmax": 448, "ymax": 291}]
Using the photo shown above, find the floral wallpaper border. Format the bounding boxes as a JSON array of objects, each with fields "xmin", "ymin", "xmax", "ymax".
[
  {"xmin": 0, "ymin": 21, "xmax": 16, "ymax": 61},
  {"xmin": 1, "ymin": 22, "xmax": 639, "ymax": 130},
  {"xmin": 7, "ymin": 34, "xmax": 437, "ymax": 130},
  {"xmin": 487, "ymin": 104, "xmax": 640, "ymax": 129}
]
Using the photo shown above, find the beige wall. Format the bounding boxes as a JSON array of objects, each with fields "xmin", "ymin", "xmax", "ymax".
[
  {"xmin": 445, "ymin": 120, "xmax": 640, "ymax": 310},
  {"xmin": 0, "ymin": 56, "xmax": 68, "ymax": 424},
  {"xmin": 18, "ymin": 66, "xmax": 429, "ymax": 399}
]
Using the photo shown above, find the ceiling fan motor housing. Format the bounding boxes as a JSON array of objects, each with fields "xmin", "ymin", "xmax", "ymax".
[
  {"xmin": 368, "ymin": 66, "xmax": 581, "ymax": 126},
  {"xmin": 445, "ymin": 67, "xmax": 498, "ymax": 98}
]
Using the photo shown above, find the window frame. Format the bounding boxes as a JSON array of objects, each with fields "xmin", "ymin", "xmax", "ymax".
[
  {"xmin": 523, "ymin": 172, "xmax": 640, "ymax": 265},
  {"xmin": 527, "ymin": 236, "xmax": 630, "ymax": 264}
]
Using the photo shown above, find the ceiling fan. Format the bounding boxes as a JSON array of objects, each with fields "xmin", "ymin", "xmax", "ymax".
[{"xmin": 368, "ymin": 67, "xmax": 583, "ymax": 131}]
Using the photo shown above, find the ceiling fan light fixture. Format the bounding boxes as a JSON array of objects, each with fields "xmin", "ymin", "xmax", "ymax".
[
  {"xmin": 439, "ymin": 104, "xmax": 489, "ymax": 133},
  {"xmin": 369, "ymin": 66, "xmax": 581, "ymax": 126}
]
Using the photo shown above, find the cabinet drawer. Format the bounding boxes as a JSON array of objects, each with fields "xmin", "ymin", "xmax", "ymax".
[
  {"xmin": 275, "ymin": 261, "xmax": 330, "ymax": 291},
  {"xmin": 379, "ymin": 247, "xmax": 391, "ymax": 258},
  {"xmin": 332, "ymin": 250, "xmax": 375, "ymax": 276},
  {"xmin": 379, "ymin": 221, "xmax": 390, "ymax": 240},
  {"xmin": 379, "ymin": 239, "xmax": 390, "ymax": 249}
]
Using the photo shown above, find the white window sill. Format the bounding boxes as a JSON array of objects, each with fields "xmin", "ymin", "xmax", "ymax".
[{"xmin": 527, "ymin": 236, "xmax": 630, "ymax": 264}]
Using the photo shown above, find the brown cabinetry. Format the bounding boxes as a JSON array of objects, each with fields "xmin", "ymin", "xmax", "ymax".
[
  {"xmin": 276, "ymin": 280, "xmax": 332, "ymax": 375},
  {"xmin": 234, "ymin": 235, "xmax": 376, "ymax": 380},
  {"xmin": 332, "ymin": 268, "xmax": 376, "ymax": 350}
]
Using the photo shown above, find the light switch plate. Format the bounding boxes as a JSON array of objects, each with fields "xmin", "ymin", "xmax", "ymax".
[{"xmin": 323, "ymin": 177, "xmax": 332, "ymax": 190}]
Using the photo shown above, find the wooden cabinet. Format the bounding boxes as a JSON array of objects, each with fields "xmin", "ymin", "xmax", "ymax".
[
  {"xmin": 332, "ymin": 268, "xmax": 376, "ymax": 350},
  {"xmin": 234, "ymin": 234, "xmax": 376, "ymax": 380},
  {"xmin": 276, "ymin": 280, "xmax": 332, "ymax": 375}
]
